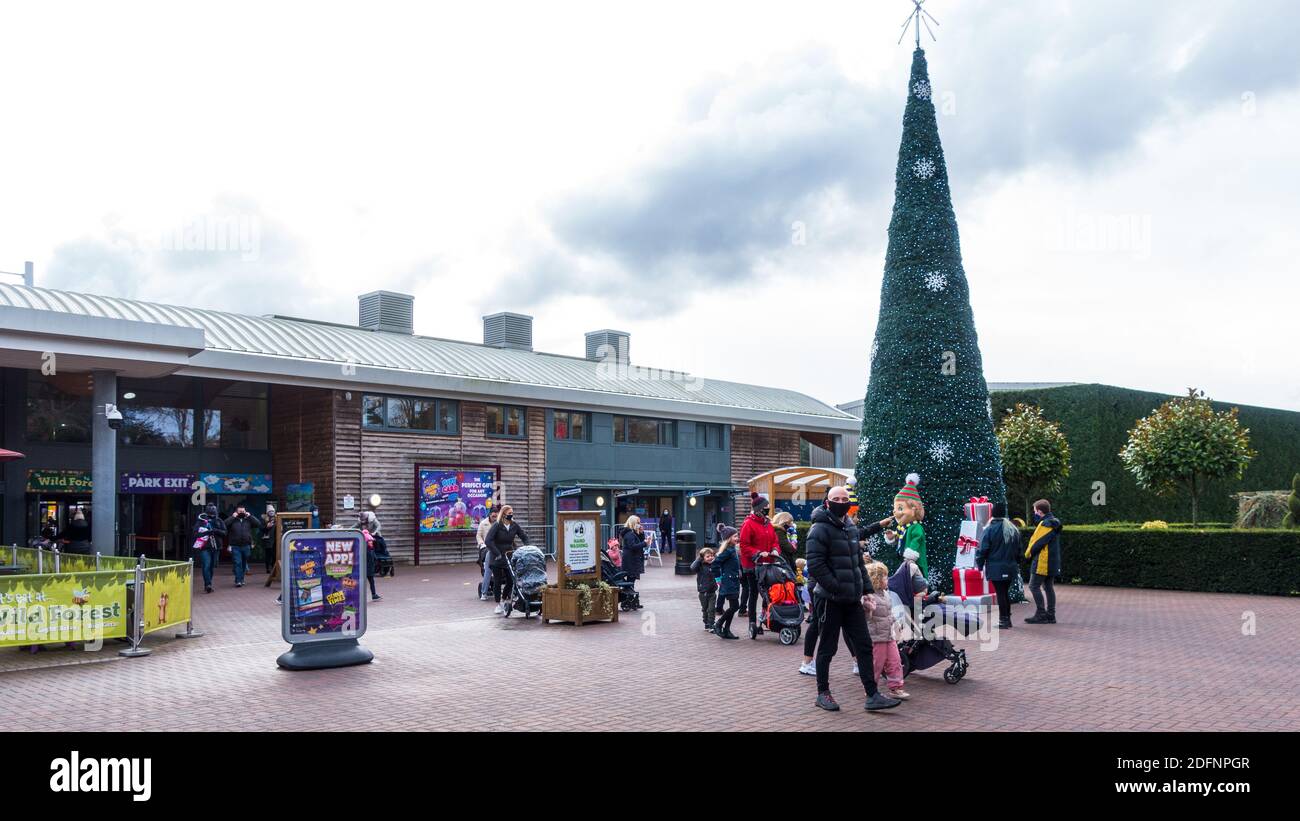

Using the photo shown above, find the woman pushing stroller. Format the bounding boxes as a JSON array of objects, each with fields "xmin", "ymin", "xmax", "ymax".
[{"xmin": 485, "ymin": 505, "xmax": 529, "ymax": 615}]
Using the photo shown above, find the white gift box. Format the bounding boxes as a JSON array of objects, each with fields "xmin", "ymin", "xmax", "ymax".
[{"xmin": 953, "ymin": 520, "xmax": 982, "ymax": 569}]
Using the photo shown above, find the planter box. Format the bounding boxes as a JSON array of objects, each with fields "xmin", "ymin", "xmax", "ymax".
[{"xmin": 541, "ymin": 585, "xmax": 618, "ymax": 625}]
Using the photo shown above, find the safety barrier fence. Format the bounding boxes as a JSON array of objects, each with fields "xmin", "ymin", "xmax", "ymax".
[{"xmin": 1, "ymin": 545, "xmax": 203, "ymax": 656}]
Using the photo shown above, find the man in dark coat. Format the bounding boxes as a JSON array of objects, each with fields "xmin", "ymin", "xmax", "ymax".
[
  {"xmin": 658, "ymin": 509, "xmax": 674, "ymax": 554},
  {"xmin": 805, "ymin": 486, "xmax": 901, "ymax": 713},
  {"xmin": 975, "ymin": 502, "xmax": 1021, "ymax": 629}
]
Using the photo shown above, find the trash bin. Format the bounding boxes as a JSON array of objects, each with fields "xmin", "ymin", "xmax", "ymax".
[{"xmin": 674, "ymin": 529, "xmax": 696, "ymax": 575}]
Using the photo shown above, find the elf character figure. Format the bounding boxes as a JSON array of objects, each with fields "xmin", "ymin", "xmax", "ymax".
[{"xmin": 883, "ymin": 473, "xmax": 928, "ymax": 577}]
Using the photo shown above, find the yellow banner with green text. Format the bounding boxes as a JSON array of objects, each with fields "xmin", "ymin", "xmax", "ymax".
[{"xmin": 0, "ymin": 571, "xmax": 130, "ymax": 647}]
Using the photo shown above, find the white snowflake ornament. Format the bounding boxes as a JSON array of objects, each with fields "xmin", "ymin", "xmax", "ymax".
[
  {"xmin": 912, "ymin": 80, "xmax": 931, "ymax": 101},
  {"xmin": 857, "ymin": 437, "xmax": 869, "ymax": 459},
  {"xmin": 928, "ymin": 440, "xmax": 953, "ymax": 464},
  {"xmin": 923, "ymin": 271, "xmax": 948, "ymax": 292},
  {"xmin": 912, "ymin": 157, "xmax": 936, "ymax": 179}
]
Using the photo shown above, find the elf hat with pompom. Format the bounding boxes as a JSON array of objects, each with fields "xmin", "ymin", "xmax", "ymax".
[{"xmin": 895, "ymin": 473, "xmax": 922, "ymax": 505}]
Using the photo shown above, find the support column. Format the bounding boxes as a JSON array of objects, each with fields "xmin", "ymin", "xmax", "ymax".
[
  {"xmin": 833, "ymin": 434, "xmax": 845, "ymax": 469},
  {"xmin": 92, "ymin": 370, "xmax": 118, "ymax": 555}
]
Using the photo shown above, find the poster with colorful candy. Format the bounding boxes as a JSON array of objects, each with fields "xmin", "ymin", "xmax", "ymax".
[
  {"xmin": 282, "ymin": 532, "xmax": 365, "ymax": 642},
  {"xmin": 417, "ymin": 467, "xmax": 497, "ymax": 535}
]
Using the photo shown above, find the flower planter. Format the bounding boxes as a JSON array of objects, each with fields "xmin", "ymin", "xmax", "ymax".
[{"xmin": 541, "ymin": 584, "xmax": 618, "ymax": 625}]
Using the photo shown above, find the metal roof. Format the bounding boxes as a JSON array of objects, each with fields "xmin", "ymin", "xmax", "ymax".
[{"xmin": 0, "ymin": 283, "xmax": 857, "ymax": 429}]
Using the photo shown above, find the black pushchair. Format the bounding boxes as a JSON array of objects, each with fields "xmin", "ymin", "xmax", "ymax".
[
  {"xmin": 750, "ymin": 556, "xmax": 804, "ymax": 645},
  {"xmin": 600, "ymin": 549, "xmax": 640, "ymax": 612},
  {"xmin": 888, "ymin": 564, "xmax": 974, "ymax": 684},
  {"xmin": 503, "ymin": 545, "xmax": 547, "ymax": 619}
]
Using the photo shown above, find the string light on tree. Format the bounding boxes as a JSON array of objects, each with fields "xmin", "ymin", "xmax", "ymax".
[{"xmin": 854, "ymin": 2, "xmax": 1007, "ymax": 591}]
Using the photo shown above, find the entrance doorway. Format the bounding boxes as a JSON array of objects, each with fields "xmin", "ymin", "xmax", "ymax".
[{"xmin": 121, "ymin": 494, "xmax": 192, "ymax": 559}]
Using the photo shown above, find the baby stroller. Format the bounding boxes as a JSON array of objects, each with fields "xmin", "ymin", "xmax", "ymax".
[
  {"xmin": 600, "ymin": 549, "xmax": 640, "ymax": 611},
  {"xmin": 503, "ymin": 545, "xmax": 547, "ymax": 619},
  {"xmin": 888, "ymin": 563, "xmax": 975, "ymax": 684},
  {"xmin": 750, "ymin": 555, "xmax": 803, "ymax": 645}
]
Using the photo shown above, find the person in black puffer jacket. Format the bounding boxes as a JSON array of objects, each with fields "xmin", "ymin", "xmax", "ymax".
[
  {"xmin": 806, "ymin": 486, "xmax": 901, "ymax": 713},
  {"xmin": 485, "ymin": 505, "xmax": 529, "ymax": 614}
]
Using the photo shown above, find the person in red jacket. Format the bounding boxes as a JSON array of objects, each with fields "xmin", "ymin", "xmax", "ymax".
[{"xmin": 739, "ymin": 491, "xmax": 779, "ymax": 637}]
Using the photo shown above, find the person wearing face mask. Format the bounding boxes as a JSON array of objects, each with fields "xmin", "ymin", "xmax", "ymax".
[
  {"xmin": 485, "ymin": 505, "xmax": 529, "ymax": 615},
  {"xmin": 738, "ymin": 492, "xmax": 779, "ymax": 637},
  {"xmin": 799, "ymin": 492, "xmax": 893, "ymax": 677},
  {"xmin": 805, "ymin": 485, "xmax": 901, "ymax": 712}
]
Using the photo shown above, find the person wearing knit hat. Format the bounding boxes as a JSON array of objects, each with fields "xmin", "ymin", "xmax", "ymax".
[
  {"xmin": 883, "ymin": 473, "xmax": 928, "ymax": 577},
  {"xmin": 711, "ymin": 525, "xmax": 743, "ymax": 639},
  {"xmin": 738, "ymin": 492, "xmax": 778, "ymax": 636}
]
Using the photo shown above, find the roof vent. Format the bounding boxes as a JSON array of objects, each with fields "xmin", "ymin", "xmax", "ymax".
[
  {"xmin": 585, "ymin": 329, "xmax": 629, "ymax": 365},
  {"xmin": 483, "ymin": 312, "xmax": 533, "ymax": 351},
  {"xmin": 358, "ymin": 291, "xmax": 414, "ymax": 334}
]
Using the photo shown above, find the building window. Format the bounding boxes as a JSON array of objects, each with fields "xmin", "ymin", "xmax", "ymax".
[
  {"xmin": 613, "ymin": 415, "xmax": 676, "ymax": 446},
  {"xmin": 361, "ymin": 394, "xmax": 459, "ymax": 434},
  {"xmin": 201, "ymin": 380, "xmax": 268, "ymax": 450},
  {"xmin": 486, "ymin": 404, "xmax": 526, "ymax": 438},
  {"xmin": 696, "ymin": 423, "xmax": 724, "ymax": 449},
  {"xmin": 553, "ymin": 411, "xmax": 590, "ymax": 442},
  {"xmin": 25, "ymin": 371, "xmax": 92, "ymax": 443},
  {"xmin": 118, "ymin": 376, "xmax": 196, "ymax": 447}
]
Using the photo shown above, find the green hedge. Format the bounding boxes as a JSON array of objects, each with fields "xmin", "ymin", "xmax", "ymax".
[
  {"xmin": 992, "ymin": 384, "xmax": 1300, "ymax": 525},
  {"xmin": 1022, "ymin": 526, "xmax": 1300, "ymax": 596}
]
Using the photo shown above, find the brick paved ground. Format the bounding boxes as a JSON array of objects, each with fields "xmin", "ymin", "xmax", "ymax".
[{"xmin": 3, "ymin": 557, "xmax": 1297, "ymax": 731}]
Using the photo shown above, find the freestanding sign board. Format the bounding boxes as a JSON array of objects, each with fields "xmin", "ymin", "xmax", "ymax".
[
  {"xmin": 276, "ymin": 528, "xmax": 373, "ymax": 670},
  {"xmin": 556, "ymin": 510, "xmax": 602, "ymax": 589}
]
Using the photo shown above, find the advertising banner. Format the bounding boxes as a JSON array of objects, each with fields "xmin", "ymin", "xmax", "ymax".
[
  {"xmin": 200, "ymin": 473, "xmax": 273, "ymax": 495},
  {"xmin": 141, "ymin": 562, "xmax": 193, "ymax": 634},
  {"xmin": 0, "ymin": 571, "xmax": 129, "ymax": 647},
  {"xmin": 120, "ymin": 472, "xmax": 197, "ymax": 494},
  {"xmin": 25, "ymin": 470, "xmax": 92, "ymax": 494},
  {"xmin": 282, "ymin": 532, "xmax": 365, "ymax": 642},
  {"xmin": 417, "ymin": 467, "xmax": 497, "ymax": 535}
]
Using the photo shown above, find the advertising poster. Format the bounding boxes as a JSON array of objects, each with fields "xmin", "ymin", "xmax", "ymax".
[
  {"xmin": 141, "ymin": 562, "xmax": 193, "ymax": 634},
  {"xmin": 0, "ymin": 571, "xmax": 129, "ymax": 647},
  {"xmin": 563, "ymin": 518, "xmax": 597, "ymax": 574},
  {"xmin": 285, "ymin": 483, "xmax": 314, "ymax": 512},
  {"xmin": 284, "ymin": 534, "xmax": 363, "ymax": 640},
  {"xmin": 417, "ymin": 467, "xmax": 496, "ymax": 535}
]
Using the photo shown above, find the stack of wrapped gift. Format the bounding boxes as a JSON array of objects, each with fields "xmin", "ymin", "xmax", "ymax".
[{"xmin": 946, "ymin": 496, "xmax": 996, "ymax": 607}]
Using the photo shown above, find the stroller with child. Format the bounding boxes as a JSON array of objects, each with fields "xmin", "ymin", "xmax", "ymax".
[
  {"xmin": 503, "ymin": 545, "xmax": 548, "ymax": 619},
  {"xmin": 600, "ymin": 549, "xmax": 641, "ymax": 611},
  {"xmin": 887, "ymin": 561, "xmax": 976, "ymax": 684},
  {"xmin": 749, "ymin": 555, "xmax": 804, "ymax": 645}
]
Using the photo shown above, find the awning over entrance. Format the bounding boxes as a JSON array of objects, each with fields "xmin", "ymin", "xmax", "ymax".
[
  {"xmin": 746, "ymin": 466, "xmax": 855, "ymax": 503},
  {"xmin": 548, "ymin": 481, "xmax": 748, "ymax": 494}
]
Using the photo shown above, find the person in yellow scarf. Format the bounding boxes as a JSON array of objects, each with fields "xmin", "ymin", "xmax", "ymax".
[{"xmin": 1024, "ymin": 499, "xmax": 1062, "ymax": 624}]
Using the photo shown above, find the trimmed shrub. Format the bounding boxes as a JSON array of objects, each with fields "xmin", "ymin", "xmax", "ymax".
[
  {"xmin": 1286, "ymin": 474, "xmax": 1300, "ymax": 529},
  {"xmin": 1020, "ymin": 526, "xmax": 1300, "ymax": 596},
  {"xmin": 992, "ymin": 384, "xmax": 1300, "ymax": 525}
]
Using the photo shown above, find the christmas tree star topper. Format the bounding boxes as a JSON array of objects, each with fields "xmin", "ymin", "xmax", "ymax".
[{"xmin": 898, "ymin": 0, "xmax": 940, "ymax": 47}]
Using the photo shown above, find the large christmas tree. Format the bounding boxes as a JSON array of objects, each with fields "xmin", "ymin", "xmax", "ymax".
[{"xmin": 855, "ymin": 47, "xmax": 1006, "ymax": 591}]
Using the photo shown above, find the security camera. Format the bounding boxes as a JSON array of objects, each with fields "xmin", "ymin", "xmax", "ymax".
[{"xmin": 104, "ymin": 403, "xmax": 124, "ymax": 430}]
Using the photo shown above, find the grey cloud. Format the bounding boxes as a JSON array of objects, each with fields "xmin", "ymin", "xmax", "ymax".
[{"xmin": 525, "ymin": 0, "xmax": 1300, "ymax": 313}]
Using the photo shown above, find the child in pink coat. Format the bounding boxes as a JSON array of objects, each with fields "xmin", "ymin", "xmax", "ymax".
[{"xmin": 865, "ymin": 561, "xmax": 908, "ymax": 699}]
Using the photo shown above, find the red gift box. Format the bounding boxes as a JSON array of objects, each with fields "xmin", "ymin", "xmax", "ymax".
[
  {"xmin": 964, "ymin": 496, "xmax": 993, "ymax": 527},
  {"xmin": 952, "ymin": 567, "xmax": 993, "ymax": 599}
]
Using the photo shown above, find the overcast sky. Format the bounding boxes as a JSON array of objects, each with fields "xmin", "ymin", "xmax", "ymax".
[{"xmin": 2, "ymin": 0, "xmax": 1297, "ymax": 411}]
